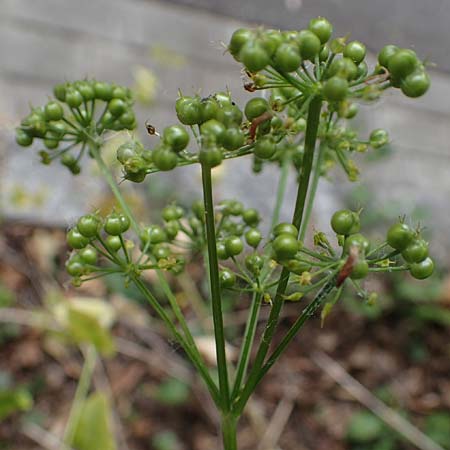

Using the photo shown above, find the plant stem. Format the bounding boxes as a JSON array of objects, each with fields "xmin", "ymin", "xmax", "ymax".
[
  {"xmin": 200, "ymin": 163, "xmax": 230, "ymax": 412},
  {"xmin": 132, "ymin": 277, "xmax": 220, "ymax": 405},
  {"xmin": 90, "ymin": 141, "xmax": 203, "ymax": 367},
  {"xmin": 89, "ymin": 142, "xmax": 140, "ymax": 235},
  {"xmin": 256, "ymin": 276, "xmax": 337, "ymax": 383},
  {"xmin": 299, "ymin": 142, "xmax": 326, "ymax": 241},
  {"xmin": 221, "ymin": 414, "xmax": 238, "ymax": 450},
  {"xmin": 270, "ymin": 154, "xmax": 291, "ymax": 230},
  {"xmin": 231, "ymin": 292, "xmax": 263, "ymax": 400},
  {"xmin": 63, "ymin": 345, "xmax": 97, "ymax": 445},
  {"xmin": 233, "ymin": 96, "xmax": 323, "ymax": 415}
]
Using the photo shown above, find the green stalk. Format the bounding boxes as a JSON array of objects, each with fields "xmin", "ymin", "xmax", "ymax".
[
  {"xmin": 63, "ymin": 346, "xmax": 97, "ymax": 445},
  {"xmin": 89, "ymin": 142, "xmax": 140, "ymax": 235},
  {"xmin": 233, "ymin": 96, "xmax": 323, "ymax": 415},
  {"xmin": 221, "ymin": 414, "xmax": 238, "ymax": 450},
  {"xmin": 299, "ymin": 142, "xmax": 326, "ymax": 242},
  {"xmin": 201, "ymin": 163, "xmax": 230, "ymax": 411},
  {"xmin": 231, "ymin": 292, "xmax": 263, "ymax": 400},
  {"xmin": 270, "ymin": 154, "xmax": 291, "ymax": 231},
  {"xmin": 90, "ymin": 141, "xmax": 203, "ymax": 365},
  {"xmin": 132, "ymin": 277, "xmax": 220, "ymax": 406},
  {"xmin": 254, "ymin": 276, "xmax": 337, "ymax": 385}
]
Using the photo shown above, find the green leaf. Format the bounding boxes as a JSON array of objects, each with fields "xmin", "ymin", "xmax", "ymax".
[
  {"xmin": 72, "ymin": 392, "xmax": 116, "ymax": 450},
  {"xmin": 152, "ymin": 430, "xmax": 182, "ymax": 450},
  {"xmin": 0, "ymin": 283, "xmax": 15, "ymax": 308},
  {"xmin": 68, "ymin": 309, "xmax": 115, "ymax": 357},
  {"xmin": 154, "ymin": 378, "xmax": 190, "ymax": 406},
  {"xmin": 425, "ymin": 412, "xmax": 450, "ymax": 449},
  {"xmin": 0, "ymin": 388, "xmax": 33, "ymax": 421},
  {"xmin": 347, "ymin": 410, "xmax": 384, "ymax": 443}
]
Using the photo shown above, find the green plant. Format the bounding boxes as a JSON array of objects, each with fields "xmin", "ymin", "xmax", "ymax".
[{"xmin": 15, "ymin": 17, "xmax": 434, "ymax": 449}]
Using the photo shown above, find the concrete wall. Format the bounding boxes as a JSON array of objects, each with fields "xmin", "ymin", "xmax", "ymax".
[{"xmin": 1, "ymin": 0, "xmax": 449, "ymax": 260}]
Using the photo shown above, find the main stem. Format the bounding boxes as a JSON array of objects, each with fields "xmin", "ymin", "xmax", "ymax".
[
  {"xmin": 63, "ymin": 346, "xmax": 97, "ymax": 445},
  {"xmin": 201, "ymin": 163, "xmax": 230, "ymax": 412},
  {"xmin": 221, "ymin": 414, "xmax": 238, "ymax": 450},
  {"xmin": 233, "ymin": 96, "xmax": 323, "ymax": 415},
  {"xmin": 89, "ymin": 142, "xmax": 140, "ymax": 235}
]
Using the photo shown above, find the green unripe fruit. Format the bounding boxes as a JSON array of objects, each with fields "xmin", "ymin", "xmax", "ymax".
[
  {"xmin": 105, "ymin": 235, "xmax": 122, "ymax": 252},
  {"xmin": 152, "ymin": 148, "xmax": 178, "ymax": 171},
  {"xmin": 94, "ymin": 82, "xmax": 113, "ymax": 101},
  {"xmin": 140, "ymin": 225, "xmax": 167, "ymax": 245},
  {"xmin": 162, "ymin": 205, "xmax": 184, "ymax": 221},
  {"xmin": 66, "ymin": 259, "xmax": 85, "ymax": 277},
  {"xmin": 273, "ymin": 223, "xmax": 298, "ymax": 237},
  {"xmin": 222, "ymin": 127, "xmax": 245, "ymax": 150},
  {"xmin": 242, "ymin": 208, "xmax": 260, "ymax": 226},
  {"xmin": 344, "ymin": 233, "xmax": 370, "ymax": 254},
  {"xmin": 163, "ymin": 125, "xmax": 190, "ymax": 152},
  {"xmin": 378, "ymin": 45, "xmax": 399, "ymax": 68},
  {"xmin": 217, "ymin": 241, "xmax": 229, "ymax": 260},
  {"xmin": 245, "ymin": 253, "xmax": 264, "ymax": 274},
  {"xmin": 108, "ymin": 98, "xmax": 126, "ymax": 117},
  {"xmin": 65, "ymin": 89, "xmax": 83, "ymax": 108},
  {"xmin": 239, "ymin": 41, "xmax": 270, "ymax": 72},
  {"xmin": 272, "ymin": 233, "xmax": 299, "ymax": 260},
  {"xmin": 104, "ymin": 214, "xmax": 123, "ymax": 236},
  {"xmin": 225, "ymin": 236, "xmax": 244, "ymax": 256},
  {"xmin": 331, "ymin": 209, "xmax": 359, "ymax": 235},
  {"xmin": 77, "ymin": 82, "xmax": 95, "ymax": 101},
  {"xmin": 410, "ymin": 257, "xmax": 434, "ymax": 279},
  {"xmin": 327, "ymin": 58, "xmax": 358, "ymax": 81},
  {"xmin": 254, "ymin": 137, "xmax": 276, "ymax": 159},
  {"xmin": 245, "ymin": 98, "xmax": 269, "ymax": 121},
  {"xmin": 53, "ymin": 84, "xmax": 67, "ymax": 101},
  {"xmin": 200, "ymin": 119, "xmax": 226, "ymax": 144},
  {"xmin": 229, "ymin": 28, "xmax": 254, "ymax": 59},
  {"xmin": 323, "ymin": 76, "xmax": 348, "ymax": 101},
  {"xmin": 369, "ymin": 129, "xmax": 389, "ymax": 148},
  {"xmin": 216, "ymin": 105, "xmax": 243, "ymax": 127},
  {"xmin": 273, "ymin": 43, "xmax": 302, "ymax": 72},
  {"xmin": 77, "ymin": 214, "xmax": 100, "ymax": 238},
  {"xmin": 387, "ymin": 222, "xmax": 414, "ymax": 251},
  {"xmin": 350, "ymin": 259, "xmax": 369, "ymax": 279},
  {"xmin": 67, "ymin": 228, "xmax": 90, "ymax": 249},
  {"xmin": 309, "ymin": 17, "xmax": 333, "ymax": 44},
  {"xmin": 343, "ymin": 41, "xmax": 366, "ymax": 64},
  {"xmin": 79, "ymin": 247, "xmax": 98, "ymax": 265},
  {"xmin": 245, "ymin": 228, "xmax": 262, "ymax": 248},
  {"xmin": 44, "ymin": 102, "xmax": 64, "ymax": 121},
  {"xmin": 388, "ymin": 49, "xmax": 418, "ymax": 79},
  {"xmin": 152, "ymin": 244, "xmax": 171, "ymax": 260},
  {"xmin": 219, "ymin": 269, "xmax": 236, "ymax": 288},
  {"xmin": 200, "ymin": 97, "xmax": 220, "ymax": 122},
  {"xmin": 298, "ymin": 30, "xmax": 321, "ymax": 60},
  {"xmin": 164, "ymin": 221, "xmax": 180, "ymax": 240},
  {"xmin": 176, "ymin": 97, "xmax": 202, "ymax": 125},
  {"xmin": 16, "ymin": 129, "xmax": 33, "ymax": 147},
  {"xmin": 199, "ymin": 146, "xmax": 223, "ymax": 168},
  {"xmin": 400, "ymin": 70, "xmax": 430, "ymax": 98},
  {"xmin": 402, "ymin": 239, "xmax": 429, "ymax": 263}
]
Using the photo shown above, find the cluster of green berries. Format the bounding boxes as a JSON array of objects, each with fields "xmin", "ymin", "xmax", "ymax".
[
  {"xmin": 229, "ymin": 17, "xmax": 333, "ymax": 74},
  {"xmin": 66, "ymin": 211, "xmax": 131, "ymax": 279},
  {"xmin": 229, "ymin": 16, "xmax": 429, "ymax": 107},
  {"xmin": 216, "ymin": 200, "xmax": 264, "ymax": 288},
  {"xmin": 16, "ymin": 80, "xmax": 136, "ymax": 174},
  {"xmin": 386, "ymin": 222, "xmax": 434, "ymax": 279},
  {"xmin": 65, "ymin": 208, "xmax": 188, "ymax": 283},
  {"xmin": 116, "ymin": 92, "xmax": 295, "ymax": 179},
  {"xmin": 377, "ymin": 45, "xmax": 430, "ymax": 97},
  {"xmin": 331, "ymin": 210, "xmax": 434, "ymax": 280}
]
